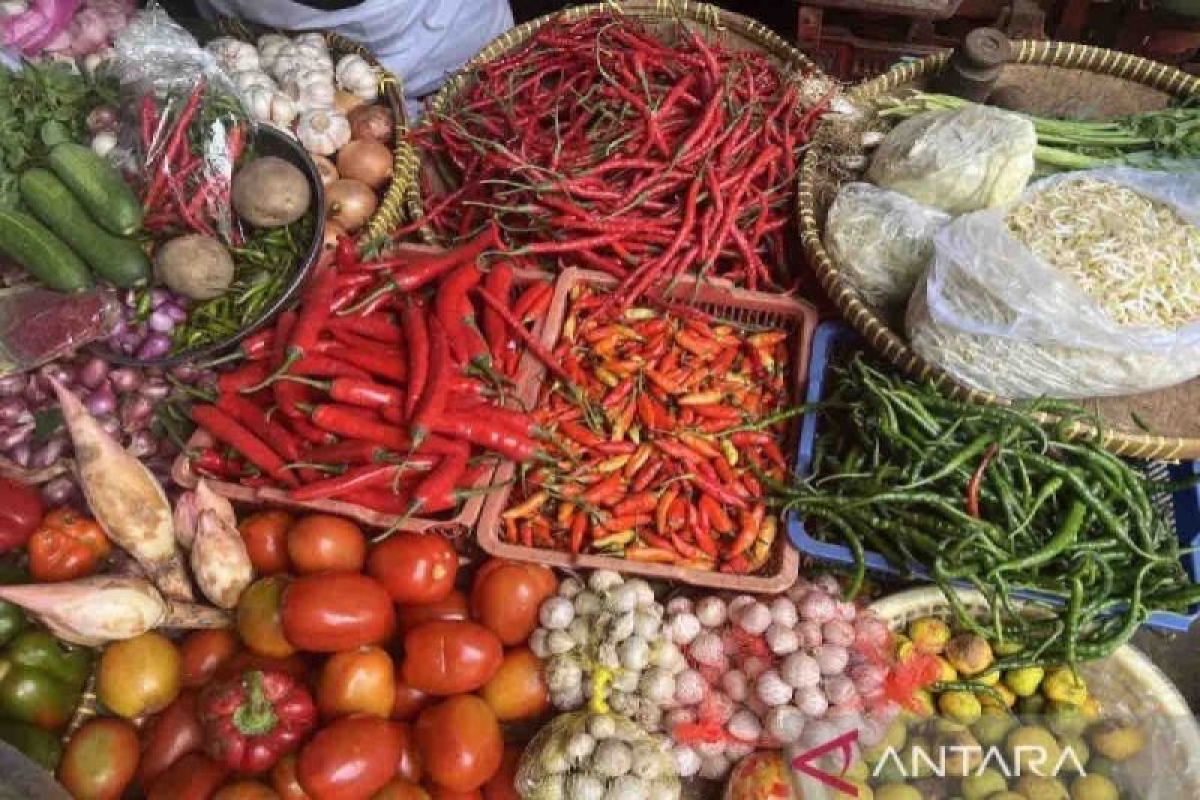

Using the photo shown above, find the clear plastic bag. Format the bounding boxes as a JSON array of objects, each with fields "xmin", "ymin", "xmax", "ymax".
[
  {"xmin": 516, "ymin": 710, "xmax": 681, "ymax": 800},
  {"xmin": 907, "ymin": 166, "xmax": 1200, "ymax": 398},
  {"xmin": 110, "ymin": 4, "xmax": 252, "ymax": 245},
  {"xmin": 0, "ymin": 285, "xmax": 117, "ymax": 375},
  {"xmin": 867, "ymin": 104, "xmax": 1037, "ymax": 214},
  {"xmin": 824, "ymin": 183, "xmax": 950, "ymax": 311}
]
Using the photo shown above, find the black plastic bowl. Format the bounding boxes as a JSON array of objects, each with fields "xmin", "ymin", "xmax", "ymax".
[{"xmin": 98, "ymin": 124, "xmax": 325, "ymax": 368}]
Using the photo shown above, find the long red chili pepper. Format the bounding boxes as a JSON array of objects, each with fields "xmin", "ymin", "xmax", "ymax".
[
  {"xmin": 302, "ymin": 440, "xmax": 394, "ymax": 465},
  {"xmin": 285, "ymin": 377, "xmax": 405, "ymax": 410},
  {"xmin": 436, "ymin": 262, "xmax": 488, "ymax": 367},
  {"xmin": 289, "ymin": 464, "xmax": 403, "ymax": 502},
  {"xmin": 305, "ymin": 404, "xmax": 412, "ymax": 451},
  {"xmin": 215, "ymin": 392, "xmax": 303, "ymax": 464},
  {"xmin": 190, "ymin": 404, "xmax": 299, "ymax": 488},
  {"xmin": 324, "ymin": 346, "xmax": 407, "ymax": 385},
  {"xmin": 328, "ymin": 315, "xmax": 404, "ymax": 345},
  {"xmin": 410, "ymin": 316, "xmax": 453, "ymax": 448},
  {"xmin": 408, "ymin": 441, "xmax": 471, "ymax": 516},
  {"xmin": 401, "ymin": 300, "xmax": 429, "ymax": 420},
  {"xmin": 474, "ymin": 287, "xmax": 575, "ymax": 386},
  {"xmin": 428, "ymin": 412, "xmax": 539, "ymax": 463},
  {"xmin": 965, "ymin": 444, "xmax": 1000, "ymax": 519}
]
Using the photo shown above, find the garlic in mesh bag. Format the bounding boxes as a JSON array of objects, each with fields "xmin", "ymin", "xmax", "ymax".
[
  {"xmin": 867, "ymin": 104, "xmax": 1036, "ymax": 214},
  {"xmin": 907, "ymin": 166, "xmax": 1200, "ymax": 398},
  {"xmin": 824, "ymin": 183, "xmax": 950, "ymax": 311},
  {"xmin": 516, "ymin": 710, "xmax": 681, "ymax": 800}
]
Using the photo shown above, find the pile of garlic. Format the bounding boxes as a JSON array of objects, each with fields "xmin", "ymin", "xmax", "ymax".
[
  {"xmin": 529, "ymin": 570, "xmax": 686, "ymax": 733},
  {"xmin": 205, "ymin": 33, "xmax": 380, "ymax": 153},
  {"xmin": 515, "ymin": 710, "xmax": 680, "ymax": 800},
  {"xmin": 662, "ymin": 575, "xmax": 895, "ymax": 780}
]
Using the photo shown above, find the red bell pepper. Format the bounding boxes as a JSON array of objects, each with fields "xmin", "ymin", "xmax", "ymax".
[
  {"xmin": 0, "ymin": 476, "xmax": 43, "ymax": 554},
  {"xmin": 198, "ymin": 669, "xmax": 316, "ymax": 774}
]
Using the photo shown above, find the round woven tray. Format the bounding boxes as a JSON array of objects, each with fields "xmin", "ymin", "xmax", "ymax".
[
  {"xmin": 870, "ymin": 587, "xmax": 1200, "ymax": 798},
  {"xmin": 797, "ymin": 42, "xmax": 1200, "ymax": 460},
  {"xmin": 413, "ymin": 0, "xmax": 822, "ymax": 245},
  {"xmin": 212, "ymin": 18, "xmax": 422, "ymax": 244}
]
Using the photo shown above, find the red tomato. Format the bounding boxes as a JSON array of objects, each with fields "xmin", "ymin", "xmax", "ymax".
[
  {"xmin": 428, "ymin": 788, "xmax": 481, "ymax": 800},
  {"xmin": 372, "ymin": 780, "xmax": 430, "ymax": 800},
  {"xmin": 179, "ymin": 629, "xmax": 240, "ymax": 688},
  {"xmin": 394, "ymin": 722, "xmax": 422, "ymax": 784},
  {"xmin": 59, "ymin": 718, "xmax": 139, "ymax": 800},
  {"xmin": 287, "ymin": 514, "xmax": 367, "ymax": 574},
  {"xmin": 479, "ymin": 647, "xmax": 550, "ymax": 722},
  {"xmin": 317, "ymin": 646, "xmax": 395, "ymax": 719},
  {"xmin": 238, "ymin": 510, "xmax": 293, "ymax": 575},
  {"xmin": 367, "ymin": 533, "xmax": 457, "ymax": 605},
  {"xmin": 401, "ymin": 622, "xmax": 503, "ymax": 696},
  {"xmin": 0, "ymin": 476, "xmax": 43, "ymax": 553},
  {"xmin": 415, "ymin": 696, "xmax": 502, "ymax": 793},
  {"xmin": 481, "ymin": 747, "xmax": 521, "ymax": 800},
  {"xmin": 213, "ymin": 782, "xmax": 280, "ymax": 800},
  {"xmin": 282, "ymin": 573, "xmax": 396, "ymax": 652},
  {"xmin": 137, "ymin": 690, "xmax": 204, "ymax": 788},
  {"xmin": 270, "ymin": 754, "xmax": 310, "ymax": 800},
  {"xmin": 237, "ymin": 576, "xmax": 296, "ymax": 659},
  {"xmin": 391, "ymin": 672, "xmax": 433, "ymax": 722},
  {"xmin": 297, "ymin": 715, "xmax": 403, "ymax": 800},
  {"xmin": 147, "ymin": 753, "xmax": 229, "ymax": 800},
  {"xmin": 469, "ymin": 561, "xmax": 557, "ymax": 646},
  {"xmin": 397, "ymin": 590, "xmax": 469, "ymax": 636}
]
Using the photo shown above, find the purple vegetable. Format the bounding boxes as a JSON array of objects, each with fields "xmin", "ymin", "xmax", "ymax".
[
  {"xmin": 163, "ymin": 303, "xmax": 188, "ymax": 323},
  {"xmin": 41, "ymin": 477, "xmax": 75, "ymax": 506},
  {"xmin": 78, "ymin": 356, "xmax": 110, "ymax": 389},
  {"xmin": 135, "ymin": 334, "xmax": 172, "ymax": 361},
  {"xmin": 23, "ymin": 380, "xmax": 48, "ymax": 405},
  {"xmin": 148, "ymin": 310, "xmax": 175, "ymax": 333},
  {"xmin": 84, "ymin": 385, "xmax": 117, "ymax": 417},
  {"xmin": 0, "ymin": 399, "xmax": 26, "ymax": 426},
  {"xmin": 0, "ymin": 375, "xmax": 26, "ymax": 397},
  {"xmin": 169, "ymin": 363, "xmax": 200, "ymax": 383},
  {"xmin": 39, "ymin": 363, "xmax": 74, "ymax": 386},
  {"xmin": 108, "ymin": 368, "xmax": 141, "ymax": 394},
  {"xmin": 128, "ymin": 430, "xmax": 157, "ymax": 458},
  {"xmin": 0, "ymin": 423, "xmax": 34, "ymax": 451},
  {"xmin": 138, "ymin": 380, "xmax": 171, "ymax": 401},
  {"xmin": 31, "ymin": 438, "xmax": 67, "ymax": 470},
  {"xmin": 98, "ymin": 416, "xmax": 121, "ymax": 439},
  {"xmin": 9, "ymin": 443, "xmax": 30, "ymax": 468},
  {"xmin": 116, "ymin": 331, "xmax": 142, "ymax": 354},
  {"xmin": 149, "ymin": 288, "xmax": 170, "ymax": 309},
  {"xmin": 120, "ymin": 395, "xmax": 154, "ymax": 429}
]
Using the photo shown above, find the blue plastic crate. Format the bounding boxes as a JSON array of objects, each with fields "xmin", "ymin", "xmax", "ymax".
[{"xmin": 786, "ymin": 322, "xmax": 1200, "ymax": 632}]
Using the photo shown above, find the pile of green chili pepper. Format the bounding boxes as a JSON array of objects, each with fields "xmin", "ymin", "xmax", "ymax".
[
  {"xmin": 771, "ymin": 355, "xmax": 1200, "ymax": 668},
  {"xmin": 169, "ymin": 211, "xmax": 314, "ymax": 353}
]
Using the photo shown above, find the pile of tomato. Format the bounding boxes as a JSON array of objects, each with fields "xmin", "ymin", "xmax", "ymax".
[{"xmin": 55, "ymin": 511, "xmax": 562, "ymax": 800}]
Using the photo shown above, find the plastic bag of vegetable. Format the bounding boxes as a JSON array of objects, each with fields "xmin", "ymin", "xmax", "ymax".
[
  {"xmin": 515, "ymin": 710, "xmax": 681, "ymax": 800},
  {"xmin": 109, "ymin": 4, "xmax": 254, "ymax": 245},
  {"xmin": 867, "ymin": 104, "xmax": 1036, "ymax": 213},
  {"xmin": 907, "ymin": 165, "xmax": 1200, "ymax": 398},
  {"xmin": 823, "ymin": 183, "xmax": 950, "ymax": 311},
  {"xmin": 0, "ymin": 285, "xmax": 117, "ymax": 376}
]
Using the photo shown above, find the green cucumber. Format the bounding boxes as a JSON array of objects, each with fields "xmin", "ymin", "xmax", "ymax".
[
  {"xmin": 0, "ymin": 209, "xmax": 92, "ymax": 292},
  {"xmin": 46, "ymin": 142, "xmax": 144, "ymax": 237},
  {"xmin": 18, "ymin": 169, "xmax": 150, "ymax": 288}
]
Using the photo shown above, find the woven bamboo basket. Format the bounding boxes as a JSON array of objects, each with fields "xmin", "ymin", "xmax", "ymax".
[
  {"xmin": 413, "ymin": 0, "xmax": 823, "ymax": 245},
  {"xmin": 211, "ymin": 18, "xmax": 422, "ymax": 243},
  {"xmin": 797, "ymin": 43, "xmax": 1200, "ymax": 460},
  {"xmin": 870, "ymin": 587, "xmax": 1200, "ymax": 797}
]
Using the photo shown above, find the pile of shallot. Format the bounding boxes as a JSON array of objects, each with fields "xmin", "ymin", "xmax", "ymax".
[{"xmin": 662, "ymin": 576, "xmax": 896, "ymax": 780}]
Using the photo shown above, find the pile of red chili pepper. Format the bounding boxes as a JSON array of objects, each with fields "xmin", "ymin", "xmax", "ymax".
[
  {"xmin": 187, "ymin": 226, "xmax": 555, "ymax": 520},
  {"xmin": 139, "ymin": 81, "xmax": 247, "ymax": 242},
  {"xmin": 502, "ymin": 281, "xmax": 793, "ymax": 572},
  {"xmin": 411, "ymin": 13, "xmax": 832, "ymax": 300}
]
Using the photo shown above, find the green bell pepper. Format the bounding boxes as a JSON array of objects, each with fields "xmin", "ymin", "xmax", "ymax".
[
  {"xmin": 0, "ymin": 631, "xmax": 91, "ymax": 732},
  {"xmin": 0, "ymin": 719, "xmax": 63, "ymax": 771}
]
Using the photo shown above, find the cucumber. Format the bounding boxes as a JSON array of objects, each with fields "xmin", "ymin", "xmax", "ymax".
[
  {"xmin": 46, "ymin": 142, "xmax": 144, "ymax": 237},
  {"xmin": 18, "ymin": 169, "xmax": 150, "ymax": 288},
  {"xmin": 0, "ymin": 209, "xmax": 92, "ymax": 292}
]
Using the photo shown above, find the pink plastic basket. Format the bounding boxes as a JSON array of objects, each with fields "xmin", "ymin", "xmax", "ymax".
[{"xmin": 474, "ymin": 268, "xmax": 816, "ymax": 592}]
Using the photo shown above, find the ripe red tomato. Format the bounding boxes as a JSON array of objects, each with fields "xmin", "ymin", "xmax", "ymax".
[
  {"xmin": 391, "ymin": 671, "xmax": 433, "ymax": 722},
  {"xmin": 59, "ymin": 718, "xmax": 139, "ymax": 800},
  {"xmin": 269, "ymin": 754, "xmax": 310, "ymax": 800},
  {"xmin": 397, "ymin": 590, "xmax": 469, "ymax": 636},
  {"xmin": 237, "ymin": 576, "xmax": 296, "ymax": 659},
  {"xmin": 147, "ymin": 753, "xmax": 229, "ymax": 800},
  {"xmin": 137, "ymin": 690, "xmax": 204, "ymax": 788},
  {"xmin": 415, "ymin": 696, "xmax": 503, "ymax": 793},
  {"xmin": 213, "ymin": 781, "xmax": 279, "ymax": 800},
  {"xmin": 469, "ymin": 561, "xmax": 557, "ymax": 646},
  {"xmin": 428, "ymin": 788, "xmax": 482, "ymax": 800},
  {"xmin": 0, "ymin": 476, "xmax": 43, "ymax": 554},
  {"xmin": 287, "ymin": 514, "xmax": 367, "ymax": 574},
  {"xmin": 481, "ymin": 747, "xmax": 521, "ymax": 800},
  {"xmin": 367, "ymin": 533, "xmax": 457, "ymax": 605},
  {"xmin": 297, "ymin": 715, "xmax": 403, "ymax": 800},
  {"xmin": 317, "ymin": 646, "xmax": 395, "ymax": 719},
  {"xmin": 179, "ymin": 629, "xmax": 240, "ymax": 688},
  {"xmin": 282, "ymin": 573, "xmax": 396, "ymax": 652},
  {"xmin": 394, "ymin": 722, "xmax": 422, "ymax": 784},
  {"xmin": 479, "ymin": 647, "xmax": 550, "ymax": 722},
  {"xmin": 401, "ymin": 622, "xmax": 503, "ymax": 696},
  {"xmin": 372, "ymin": 780, "xmax": 430, "ymax": 800},
  {"xmin": 238, "ymin": 510, "xmax": 293, "ymax": 575}
]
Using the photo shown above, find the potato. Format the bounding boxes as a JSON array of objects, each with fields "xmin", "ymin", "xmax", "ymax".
[
  {"xmin": 155, "ymin": 234, "xmax": 235, "ymax": 300},
  {"xmin": 232, "ymin": 156, "xmax": 311, "ymax": 228}
]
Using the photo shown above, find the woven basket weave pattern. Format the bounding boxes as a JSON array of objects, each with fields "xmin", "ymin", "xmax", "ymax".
[{"xmin": 797, "ymin": 43, "xmax": 1200, "ymax": 459}]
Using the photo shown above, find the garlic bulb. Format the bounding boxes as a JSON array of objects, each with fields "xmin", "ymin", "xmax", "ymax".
[
  {"xmin": 755, "ymin": 669, "xmax": 794, "ymax": 707},
  {"xmin": 665, "ymin": 613, "xmax": 700, "ymax": 645},
  {"xmin": 540, "ymin": 596, "xmax": 575, "ymax": 629},
  {"xmin": 290, "ymin": 77, "xmax": 336, "ymax": 112},
  {"xmin": 741, "ymin": 655, "xmax": 770, "ymax": 680},
  {"xmin": 590, "ymin": 570, "xmax": 623, "ymax": 593},
  {"xmin": 780, "ymin": 652, "xmax": 821, "ymax": 689},
  {"xmin": 618, "ymin": 636, "xmax": 650, "ymax": 671},
  {"xmin": 294, "ymin": 32, "xmax": 328, "ymax": 51},
  {"xmin": 566, "ymin": 617, "xmax": 590, "ymax": 646},
  {"xmin": 613, "ymin": 669, "xmax": 640, "ymax": 694},
  {"xmin": 639, "ymin": 668, "xmax": 676, "ymax": 705},
  {"xmin": 823, "ymin": 674, "xmax": 857, "ymax": 706},
  {"xmin": 233, "ymin": 70, "xmax": 275, "ymax": 93},
  {"xmin": 559, "ymin": 576, "xmax": 584, "ymax": 598},
  {"xmin": 665, "ymin": 596, "xmax": 692, "ymax": 616},
  {"xmin": 698, "ymin": 753, "xmax": 731, "ymax": 780},
  {"xmin": 765, "ymin": 706, "xmax": 806, "ymax": 744},
  {"xmin": 765, "ymin": 622, "xmax": 800, "ymax": 656},
  {"xmin": 607, "ymin": 776, "xmax": 649, "ymax": 800},
  {"xmin": 243, "ymin": 87, "xmax": 298, "ymax": 127},
  {"xmin": 635, "ymin": 702, "xmax": 663, "ymax": 733},
  {"xmin": 769, "ymin": 597, "xmax": 799, "ymax": 628},
  {"xmin": 673, "ymin": 669, "xmax": 706, "ymax": 706},
  {"xmin": 547, "ymin": 630, "xmax": 576, "ymax": 655},
  {"xmin": 593, "ymin": 740, "xmax": 633, "ymax": 778},
  {"xmin": 822, "ymin": 619, "xmax": 855, "ymax": 647},
  {"xmin": 651, "ymin": 641, "xmax": 686, "ymax": 672},
  {"xmin": 208, "ymin": 37, "xmax": 260, "ymax": 73},
  {"xmin": 529, "ymin": 628, "xmax": 551, "ymax": 659},
  {"xmin": 799, "ymin": 590, "xmax": 837, "ymax": 624},
  {"xmin": 565, "ymin": 774, "xmax": 605, "ymax": 800},
  {"xmin": 720, "ymin": 670, "xmax": 749, "ymax": 703},
  {"xmin": 332, "ymin": 53, "xmax": 380, "ymax": 101},
  {"xmin": 256, "ymin": 34, "xmax": 290, "ymax": 70},
  {"xmin": 814, "ymin": 644, "xmax": 849, "ymax": 676},
  {"xmin": 794, "ymin": 686, "xmax": 829, "ymax": 717},
  {"xmin": 694, "ymin": 596, "xmax": 727, "ymax": 628},
  {"xmin": 552, "ymin": 684, "xmax": 585, "ymax": 710},
  {"xmin": 606, "ymin": 583, "xmax": 640, "ymax": 614},
  {"xmin": 546, "ymin": 655, "xmax": 583, "ymax": 694},
  {"xmin": 609, "ymin": 612, "xmax": 636, "ymax": 642},
  {"xmin": 566, "ymin": 732, "xmax": 596, "ymax": 763},
  {"xmin": 796, "ymin": 620, "xmax": 823, "ymax": 649},
  {"xmin": 734, "ymin": 601, "xmax": 771, "ymax": 635},
  {"xmin": 91, "ymin": 131, "xmax": 117, "ymax": 157},
  {"xmin": 608, "ymin": 691, "xmax": 640, "ymax": 718},
  {"xmin": 696, "ymin": 740, "xmax": 727, "ymax": 759},
  {"xmin": 81, "ymin": 49, "xmax": 113, "ymax": 78},
  {"xmin": 664, "ymin": 707, "xmax": 695, "ymax": 729},
  {"xmin": 689, "ymin": 631, "xmax": 725, "ymax": 666},
  {"xmin": 596, "ymin": 641, "xmax": 621, "ymax": 670},
  {"xmin": 630, "ymin": 742, "xmax": 666, "ymax": 781},
  {"xmin": 295, "ymin": 109, "xmax": 351, "ymax": 156},
  {"xmin": 727, "ymin": 709, "xmax": 762, "ymax": 742},
  {"xmin": 728, "ymin": 594, "xmax": 756, "ymax": 619},
  {"xmin": 633, "ymin": 610, "xmax": 661, "ymax": 639},
  {"xmin": 672, "ymin": 744, "xmax": 701, "ymax": 778}
]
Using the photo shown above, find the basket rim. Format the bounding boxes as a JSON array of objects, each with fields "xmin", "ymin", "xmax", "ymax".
[
  {"xmin": 411, "ymin": 0, "xmax": 823, "ymax": 245},
  {"xmin": 796, "ymin": 42, "xmax": 1200, "ymax": 460}
]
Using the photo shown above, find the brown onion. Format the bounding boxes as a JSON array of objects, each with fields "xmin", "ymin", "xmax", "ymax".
[
  {"xmin": 312, "ymin": 155, "xmax": 340, "ymax": 188},
  {"xmin": 347, "ymin": 104, "xmax": 394, "ymax": 145},
  {"xmin": 336, "ymin": 140, "xmax": 392, "ymax": 190},
  {"xmin": 86, "ymin": 105, "xmax": 119, "ymax": 133},
  {"xmin": 319, "ymin": 220, "xmax": 348, "ymax": 267},
  {"xmin": 334, "ymin": 89, "xmax": 366, "ymax": 115},
  {"xmin": 325, "ymin": 179, "xmax": 378, "ymax": 233}
]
